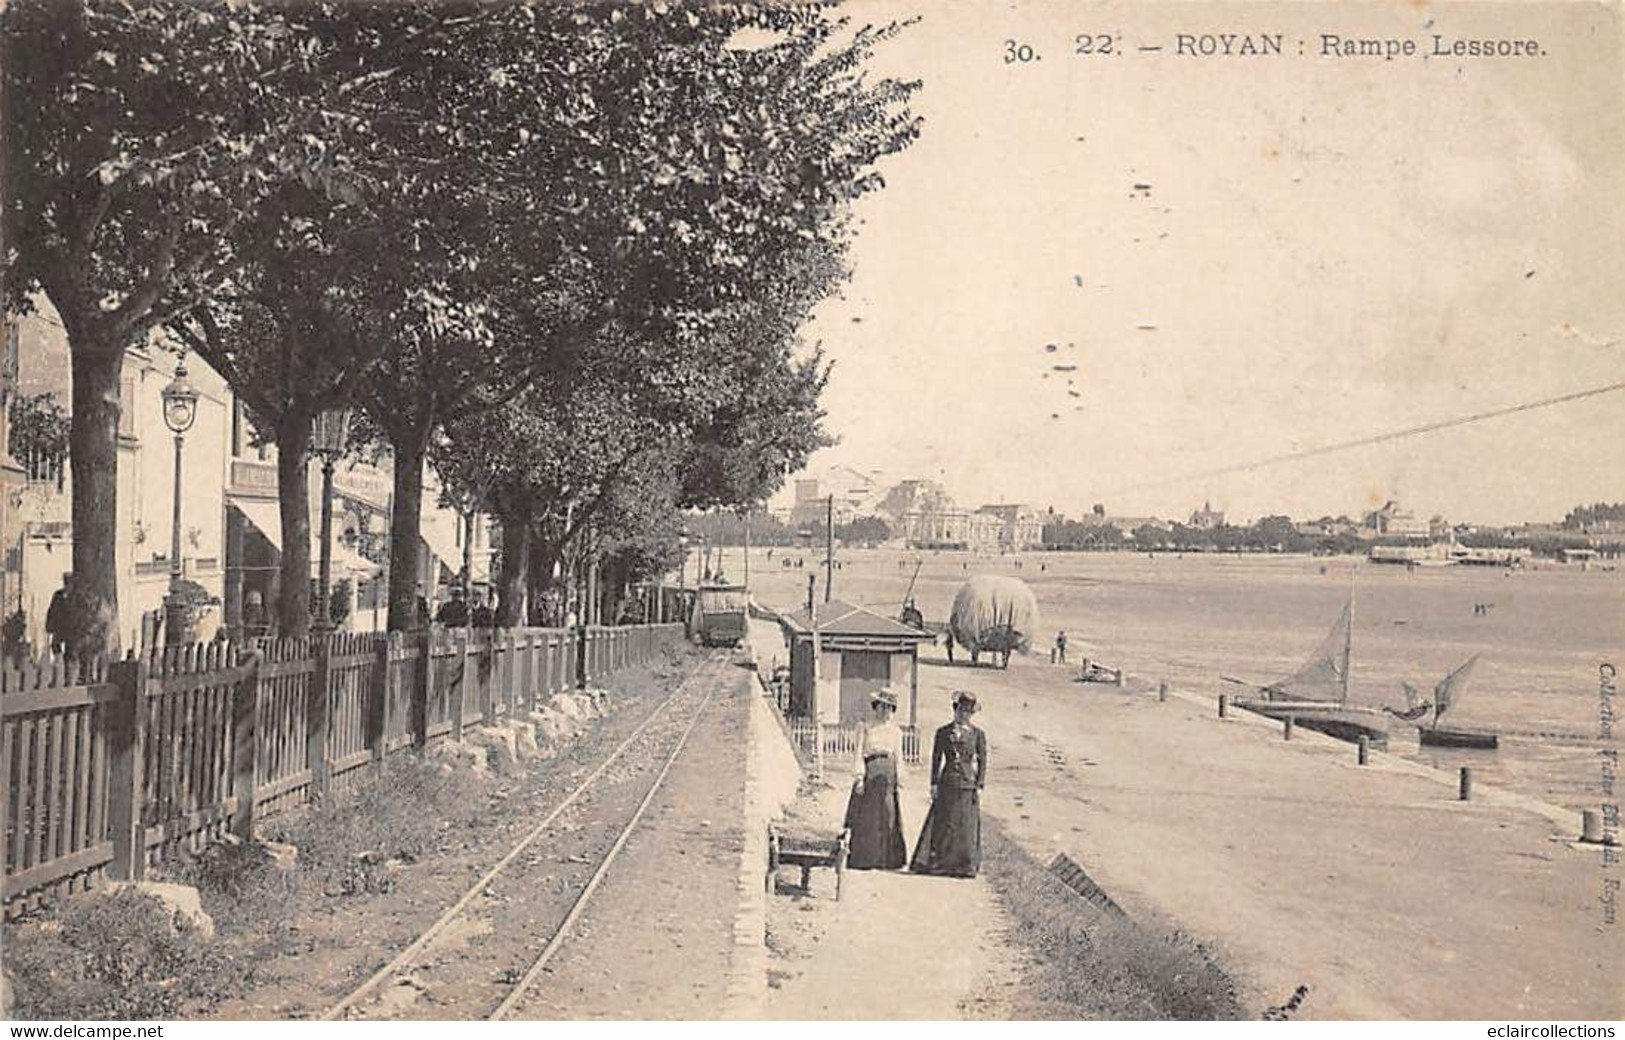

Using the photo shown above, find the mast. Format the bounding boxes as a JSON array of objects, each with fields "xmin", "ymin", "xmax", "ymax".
[{"xmin": 1342, "ymin": 566, "xmax": 1356, "ymax": 704}]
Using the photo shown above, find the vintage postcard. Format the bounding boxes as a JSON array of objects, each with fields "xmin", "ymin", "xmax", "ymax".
[{"xmin": 1, "ymin": 0, "xmax": 1620, "ymax": 1026}]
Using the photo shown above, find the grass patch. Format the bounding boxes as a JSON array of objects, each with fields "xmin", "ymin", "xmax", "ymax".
[
  {"xmin": 264, "ymin": 755, "xmax": 489, "ymax": 898},
  {"xmin": 3, "ymin": 888, "xmax": 251, "ymax": 1020},
  {"xmin": 979, "ymin": 818, "xmax": 1246, "ymax": 1020}
]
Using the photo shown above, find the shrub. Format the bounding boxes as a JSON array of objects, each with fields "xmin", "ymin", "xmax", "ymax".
[{"xmin": 4, "ymin": 888, "xmax": 249, "ymax": 1020}]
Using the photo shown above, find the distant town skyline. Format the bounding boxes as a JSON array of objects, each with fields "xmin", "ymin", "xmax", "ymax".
[
  {"xmin": 784, "ymin": 1, "xmax": 1623, "ymax": 528},
  {"xmin": 769, "ymin": 461, "xmax": 1617, "ymax": 530}
]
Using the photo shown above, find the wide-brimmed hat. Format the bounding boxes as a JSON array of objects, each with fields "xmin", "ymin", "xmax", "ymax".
[
  {"xmin": 952, "ymin": 690, "xmax": 979, "ymax": 713},
  {"xmin": 871, "ymin": 687, "xmax": 899, "ymax": 710}
]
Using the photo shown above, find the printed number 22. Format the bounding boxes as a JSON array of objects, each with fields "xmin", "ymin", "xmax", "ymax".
[{"xmin": 1075, "ymin": 34, "xmax": 1114, "ymax": 55}]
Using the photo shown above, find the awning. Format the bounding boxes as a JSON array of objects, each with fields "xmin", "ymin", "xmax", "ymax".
[
  {"xmin": 233, "ymin": 499, "xmax": 286, "ymax": 551},
  {"xmin": 231, "ymin": 501, "xmax": 381, "ymax": 579},
  {"xmin": 419, "ymin": 516, "xmax": 491, "ymax": 583},
  {"xmin": 419, "ymin": 519, "xmax": 462, "ymax": 578}
]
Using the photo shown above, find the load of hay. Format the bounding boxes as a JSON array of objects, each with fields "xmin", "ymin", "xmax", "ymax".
[{"xmin": 948, "ymin": 575, "xmax": 1039, "ymax": 658}]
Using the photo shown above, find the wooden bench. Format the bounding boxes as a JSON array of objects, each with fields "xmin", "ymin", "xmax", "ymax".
[{"xmin": 767, "ymin": 824, "xmax": 850, "ymax": 901}]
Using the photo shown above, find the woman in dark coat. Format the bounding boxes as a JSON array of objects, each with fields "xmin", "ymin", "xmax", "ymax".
[
  {"xmin": 910, "ymin": 690, "xmax": 987, "ymax": 878},
  {"xmin": 843, "ymin": 688, "xmax": 908, "ymax": 869}
]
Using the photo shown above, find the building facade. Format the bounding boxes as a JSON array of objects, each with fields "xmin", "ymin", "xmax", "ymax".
[{"xmin": 3, "ymin": 300, "xmax": 487, "ymax": 657}]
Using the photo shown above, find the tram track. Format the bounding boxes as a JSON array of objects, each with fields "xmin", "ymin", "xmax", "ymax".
[{"xmin": 320, "ymin": 649, "xmax": 731, "ymax": 1021}]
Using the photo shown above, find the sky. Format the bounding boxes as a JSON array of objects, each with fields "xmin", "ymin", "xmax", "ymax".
[{"xmin": 778, "ymin": 1, "xmax": 1625, "ymax": 525}]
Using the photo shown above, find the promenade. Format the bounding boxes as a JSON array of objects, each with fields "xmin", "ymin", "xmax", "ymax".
[{"xmin": 906, "ymin": 647, "xmax": 1621, "ymax": 1019}]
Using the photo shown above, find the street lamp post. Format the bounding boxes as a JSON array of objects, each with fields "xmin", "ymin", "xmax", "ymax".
[
  {"xmin": 160, "ymin": 358, "xmax": 200, "ymax": 646},
  {"xmin": 310, "ymin": 407, "xmax": 352, "ymax": 634}
]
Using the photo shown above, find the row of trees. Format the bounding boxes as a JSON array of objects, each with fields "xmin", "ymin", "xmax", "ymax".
[{"xmin": 3, "ymin": 0, "xmax": 920, "ymax": 655}]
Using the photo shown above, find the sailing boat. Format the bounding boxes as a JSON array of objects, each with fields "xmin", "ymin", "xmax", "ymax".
[
  {"xmin": 1417, "ymin": 654, "xmax": 1499, "ymax": 749},
  {"xmin": 1227, "ymin": 602, "xmax": 1393, "ymax": 748}
]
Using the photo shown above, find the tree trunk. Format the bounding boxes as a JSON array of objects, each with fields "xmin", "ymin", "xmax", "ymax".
[
  {"xmin": 275, "ymin": 416, "xmax": 313, "ymax": 638},
  {"xmin": 386, "ymin": 423, "xmax": 431, "ymax": 632},
  {"xmin": 494, "ymin": 515, "xmax": 530, "ymax": 627},
  {"xmin": 527, "ymin": 535, "xmax": 566, "ymax": 626},
  {"xmin": 68, "ymin": 343, "xmax": 123, "ymax": 659}
]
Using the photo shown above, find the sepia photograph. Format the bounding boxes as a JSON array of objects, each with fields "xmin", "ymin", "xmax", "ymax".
[{"xmin": 1, "ymin": 0, "xmax": 1621, "ymax": 1026}]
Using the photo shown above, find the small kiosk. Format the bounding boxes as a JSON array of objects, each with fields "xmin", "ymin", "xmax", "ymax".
[{"xmin": 778, "ymin": 599, "xmax": 934, "ymax": 728}]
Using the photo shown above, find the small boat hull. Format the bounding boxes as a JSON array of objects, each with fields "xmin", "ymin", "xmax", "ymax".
[
  {"xmin": 1419, "ymin": 727, "xmax": 1499, "ymax": 750},
  {"xmin": 1233, "ymin": 699, "xmax": 1391, "ymax": 749}
]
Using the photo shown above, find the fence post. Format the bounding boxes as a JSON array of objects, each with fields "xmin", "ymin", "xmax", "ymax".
[
  {"xmin": 107, "ymin": 656, "xmax": 149, "ymax": 881},
  {"xmin": 520, "ymin": 632, "xmax": 536, "ymax": 714},
  {"xmin": 367, "ymin": 634, "xmax": 391, "ymax": 765},
  {"xmin": 411, "ymin": 629, "xmax": 431, "ymax": 748},
  {"xmin": 450, "ymin": 630, "xmax": 468, "ymax": 742},
  {"xmin": 308, "ymin": 635, "xmax": 332, "ymax": 800},
  {"xmin": 231, "ymin": 651, "xmax": 261, "ymax": 840},
  {"xmin": 577, "ymin": 626, "xmax": 589, "ymax": 689},
  {"xmin": 480, "ymin": 632, "xmax": 498, "ymax": 726}
]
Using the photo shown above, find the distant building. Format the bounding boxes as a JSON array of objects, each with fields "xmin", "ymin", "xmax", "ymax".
[
  {"xmin": 1363, "ymin": 500, "xmax": 1430, "ymax": 540},
  {"xmin": 789, "ymin": 465, "xmax": 888, "ymax": 528},
  {"xmin": 1188, "ymin": 500, "xmax": 1225, "ymax": 530},
  {"xmin": 973, "ymin": 504, "xmax": 1044, "ymax": 550}
]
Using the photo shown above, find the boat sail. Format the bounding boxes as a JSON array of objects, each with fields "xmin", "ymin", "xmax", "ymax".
[
  {"xmin": 1232, "ymin": 601, "xmax": 1392, "ymax": 747},
  {"xmin": 1418, "ymin": 654, "xmax": 1498, "ymax": 749},
  {"xmin": 1262, "ymin": 602, "xmax": 1351, "ymax": 703}
]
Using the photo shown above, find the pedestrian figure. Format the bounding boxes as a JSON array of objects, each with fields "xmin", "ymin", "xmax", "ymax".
[
  {"xmin": 415, "ymin": 584, "xmax": 431, "ymax": 630},
  {"xmin": 843, "ymin": 688, "xmax": 908, "ymax": 870},
  {"xmin": 911, "ymin": 691, "xmax": 987, "ymax": 878},
  {"xmin": 1055, "ymin": 629, "xmax": 1068, "ymax": 663},
  {"xmin": 469, "ymin": 589, "xmax": 495, "ymax": 628},
  {"xmin": 243, "ymin": 590, "xmax": 268, "ymax": 640},
  {"xmin": 437, "ymin": 587, "xmax": 470, "ymax": 627},
  {"xmin": 945, "ymin": 629, "xmax": 955, "ymax": 664},
  {"xmin": 44, "ymin": 573, "xmax": 73, "ymax": 656}
]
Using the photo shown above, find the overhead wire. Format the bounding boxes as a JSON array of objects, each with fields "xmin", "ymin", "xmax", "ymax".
[{"xmin": 1108, "ymin": 375, "xmax": 1625, "ymax": 494}]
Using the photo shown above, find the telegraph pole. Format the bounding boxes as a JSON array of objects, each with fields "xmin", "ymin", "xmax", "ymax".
[{"xmin": 825, "ymin": 494, "xmax": 834, "ymax": 602}]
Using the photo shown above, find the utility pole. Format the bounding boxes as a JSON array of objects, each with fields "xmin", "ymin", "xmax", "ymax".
[
  {"xmin": 743, "ymin": 509, "xmax": 751, "ymax": 587},
  {"xmin": 825, "ymin": 494, "xmax": 834, "ymax": 602}
]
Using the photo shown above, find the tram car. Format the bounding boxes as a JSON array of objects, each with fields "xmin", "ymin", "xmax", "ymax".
[{"xmin": 691, "ymin": 583, "xmax": 749, "ymax": 647}]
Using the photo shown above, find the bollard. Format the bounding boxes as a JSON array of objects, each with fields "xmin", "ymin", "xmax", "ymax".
[
  {"xmin": 1581, "ymin": 809, "xmax": 1604, "ymax": 844},
  {"xmin": 1283, "ymin": 715, "xmax": 1294, "ymax": 740},
  {"xmin": 1218, "ymin": 693, "xmax": 1229, "ymax": 718},
  {"xmin": 1158, "ymin": 681, "xmax": 1168, "ymax": 702},
  {"xmin": 1459, "ymin": 766, "xmax": 1473, "ymax": 801},
  {"xmin": 1357, "ymin": 735, "xmax": 1370, "ymax": 765}
]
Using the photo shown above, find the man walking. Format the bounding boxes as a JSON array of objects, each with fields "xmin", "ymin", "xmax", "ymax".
[
  {"xmin": 44, "ymin": 573, "xmax": 73, "ymax": 656},
  {"xmin": 1054, "ymin": 629, "xmax": 1068, "ymax": 664}
]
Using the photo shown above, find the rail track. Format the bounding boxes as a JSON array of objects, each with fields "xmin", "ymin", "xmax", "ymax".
[{"xmin": 320, "ymin": 649, "xmax": 731, "ymax": 1021}]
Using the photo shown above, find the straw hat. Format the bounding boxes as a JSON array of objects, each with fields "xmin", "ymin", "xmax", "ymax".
[
  {"xmin": 871, "ymin": 687, "xmax": 900, "ymax": 711},
  {"xmin": 952, "ymin": 690, "xmax": 979, "ymax": 713}
]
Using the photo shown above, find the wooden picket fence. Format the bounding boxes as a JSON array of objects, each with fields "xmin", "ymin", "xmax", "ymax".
[
  {"xmin": 786, "ymin": 718, "xmax": 922, "ymax": 768},
  {"xmin": 0, "ymin": 622, "xmax": 684, "ymax": 916}
]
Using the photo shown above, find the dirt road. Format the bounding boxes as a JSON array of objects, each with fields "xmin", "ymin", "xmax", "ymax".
[
  {"xmin": 913, "ymin": 649, "xmax": 1623, "ymax": 1019},
  {"xmin": 762, "ymin": 770, "xmax": 1025, "ymax": 1019}
]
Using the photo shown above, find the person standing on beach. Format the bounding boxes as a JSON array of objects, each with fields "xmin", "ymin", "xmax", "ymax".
[
  {"xmin": 1055, "ymin": 630, "xmax": 1068, "ymax": 663},
  {"xmin": 911, "ymin": 691, "xmax": 987, "ymax": 878},
  {"xmin": 843, "ymin": 688, "xmax": 909, "ymax": 869}
]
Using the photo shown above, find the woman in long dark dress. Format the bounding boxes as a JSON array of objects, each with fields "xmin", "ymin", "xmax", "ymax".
[
  {"xmin": 910, "ymin": 690, "xmax": 987, "ymax": 878},
  {"xmin": 843, "ymin": 688, "xmax": 908, "ymax": 869}
]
